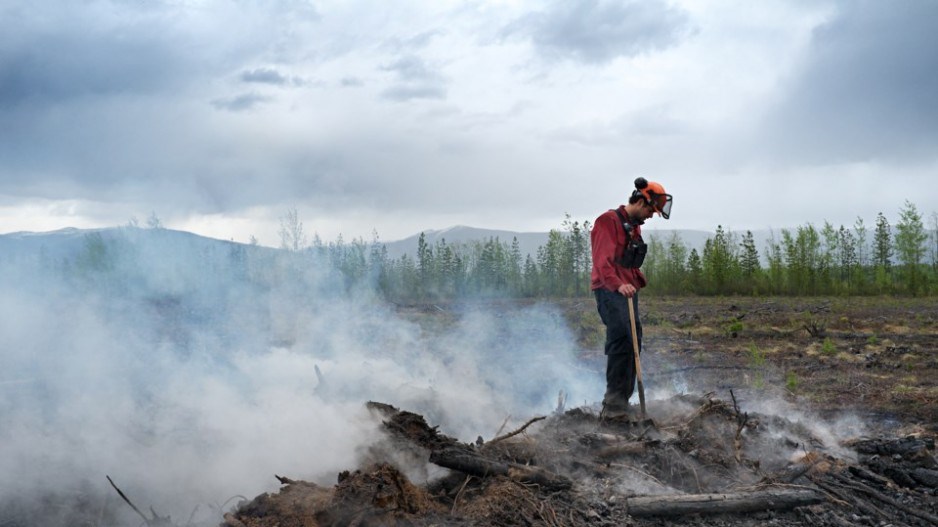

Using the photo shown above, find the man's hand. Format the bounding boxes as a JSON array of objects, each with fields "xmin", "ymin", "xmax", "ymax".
[{"xmin": 617, "ymin": 283, "xmax": 636, "ymax": 297}]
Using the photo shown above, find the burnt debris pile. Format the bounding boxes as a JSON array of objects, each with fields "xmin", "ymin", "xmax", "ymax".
[{"xmin": 222, "ymin": 394, "xmax": 937, "ymax": 527}]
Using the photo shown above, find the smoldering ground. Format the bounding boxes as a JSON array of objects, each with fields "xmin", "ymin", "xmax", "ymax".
[{"xmin": 0, "ymin": 228, "xmax": 598, "ymax": 525}]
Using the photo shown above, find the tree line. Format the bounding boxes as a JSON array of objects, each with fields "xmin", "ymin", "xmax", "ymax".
[
  {"xmin": 41, "ymin": 201, "xmax": 934, "ymax": 301},
  {"xmin": 296, "ymin": 201, "xmax": 936, "ymax": 300}
]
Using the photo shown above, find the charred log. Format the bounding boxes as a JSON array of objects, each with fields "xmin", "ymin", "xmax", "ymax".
[
  {"xmin": 910, "ymin": 468, "xmax": 938, "ymax": 488},
  {"xmin": 850, "ymin": 436, "xmax": 934, "ymax": 457},
  {"xmin": 368, "ymin": 401, "xmax": 460, "ymax": 451},
  {"xmin": 626, "ymin": 489, "xmax": 822, "ymax": 517},
  {"xmin": 429, "ymin": 446, "xmax": 572, "ymax": 490}
]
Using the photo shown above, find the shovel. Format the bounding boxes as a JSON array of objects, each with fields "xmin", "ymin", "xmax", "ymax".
[{"xmin": 627, "ymin": 298, "xmax": 650, "ymax": 424}]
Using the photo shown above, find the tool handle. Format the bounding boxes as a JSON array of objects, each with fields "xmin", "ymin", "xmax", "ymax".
[{"xmin": 627, "ymin": 298, "xmax": 646, "ymax": 418}]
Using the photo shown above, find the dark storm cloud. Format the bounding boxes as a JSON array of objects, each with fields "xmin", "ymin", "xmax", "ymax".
[
  {"xmin": 0, "ymin": 15, "xmax": 193, "ymax": 106},
  {"xmin": 0, "ymin": 0, "xmax": 330, "ymax": 212},
  {"xmin": 502, "ymin": 0, "xmax": 693, "ymax": 64},
  {"xmin": 759, "ymin": 0, "xmax": 938, "ymax": 164},
  {"xmin": 379, "ymin": 54, "xmax": 447, "ymax": 101}
]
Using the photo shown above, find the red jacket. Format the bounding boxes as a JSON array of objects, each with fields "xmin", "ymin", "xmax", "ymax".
[{"xmin": 590, "ymin": 206, "xmax": 648, "ymax": 292}]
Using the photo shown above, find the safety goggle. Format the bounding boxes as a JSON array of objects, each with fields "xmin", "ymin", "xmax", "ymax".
[{"xmin": 650, "ymin": 193, "xmax": 672, "ymax": 219}]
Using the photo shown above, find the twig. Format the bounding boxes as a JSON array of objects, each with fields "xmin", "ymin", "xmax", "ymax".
[
  {"xmin": 493, "ymin": 415, "xmax": 512, "ymax": 438},
  {"xmin": 811, "ymin": 477, "xmax": 888, "ymax": 519},
  {"xmin": 451, "ymin": 476, "xmax": 474, "ymax": 515},
  {"xmin": 106, "ymin": 475, "xmax": 151, "ymax": 526},
  {"xmin": 489, "ymin": 416, "xmax": 546, "ymax": 445},
  {"xmin": 729, "ymin": 389, "xmax": 750, "ymax": 464},
  {"xmin": 220, "ymin": 495, "xmax": 249, "ymax": 511}
]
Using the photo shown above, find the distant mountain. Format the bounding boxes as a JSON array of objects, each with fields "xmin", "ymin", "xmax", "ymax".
[
  {"xmin": 383, "ymin": 226, "xmax": 551, "ymax": 260},
  {"xmin": 0, "ymin": 225, "xmax": 781, "ymax": 264},
  {"xmin": 4, "ymin": 225, "xmax": 932, "ymax": 265},
  {"xmin": 0, "ymin": 226, "xmax": 251, "ymax": 263}
]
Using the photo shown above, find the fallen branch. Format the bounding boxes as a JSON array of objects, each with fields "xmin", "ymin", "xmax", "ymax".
[
  {"xmin": 275, "ymin": 474, "xmax": 298, "ymax": 485},
  {"xmin": 830, "ymin": 472, "xmax": 938, "ymax": 525},
  {"xmin": 106, "ymin": 475, "xmax": 151, "ymax": 526},
  {"xmin": 489, "ymin": 416, "xmax": 546, "ymax": 445},
  {"xmin": 626, "ymin": 489, "xmax": 822, "ymax": 517},
  {"xmin": 429, "ymin": 446, "xmax": 571, "ymax": 490},
  {"xmin": 812, "ymin": 478, "xmax": 890, "ymax": 520}
]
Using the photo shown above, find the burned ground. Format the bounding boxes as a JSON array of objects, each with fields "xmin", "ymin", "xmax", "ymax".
[
  {"xmin": 220, "ymin": 297, "xmax": 937, "ymax": 527},
  {"xmin": 224, "ymin": 395, "xmax": 936, "ymax": 526},
  {"xmin": 4, "ymin": 297, "xmax": 935, "ymax": 526}
]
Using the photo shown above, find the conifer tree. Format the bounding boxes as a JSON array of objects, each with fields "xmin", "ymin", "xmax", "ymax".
[
  {"xmin": 894, "ymin": 201, "xmax": 928, "ymax": 295},
  {"xmin": 643, "ymin": 237, "xmax": 665, "ymax": 291},
  {"xmin": 509, "ymin": 237, "xmax": 523, "ymax": 295},
  {"xmin": 930, "ymin": 212, "xmax": 938, "ymax": 274},
  {"xmin": 664, "ymin": 232, "xmax": 688, "ymax": 294},
  {"xmin": 819, "ymin": 221, "xmax": 839, "ymax": 294},
  {"xmin": 523, "ymin": 254, "xmax": 539, "ymax": 297},
  {"xmin": 702, "ymin": 226, "xmax": 738, "ymax": 294},
  {"xmin": 873, "ymin": 212, "xmax": 892, "ymax": 291},
  {"xmin": 739, "ymin": 230, "xmax": 761, "ymax": 292},
  {"xmin": 837, "ymin": 225, "xmax": 859, "ymax": 293},
  {"xmin": 765, "ymin": 234, "xmax": 785, "ymax": 295},
  {"xmin": 686, "ymin": 248, "xmax": 703, "ymax": 294}
]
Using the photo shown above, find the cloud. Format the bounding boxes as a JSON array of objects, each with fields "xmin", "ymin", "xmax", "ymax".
[
  {"xmin": 757, "ymin": 0, "xmax": 938, "ymax": 165},
  {"xmin": 379, "ymin": 54, "xmax": 447, "ymax": 101},
  {"xmin": 340, "ymin": 76, "xmax": 364, "ymax": 87},
  {"xmin": 502, "ymin": 0, "xmax": 693, "ymax": 64},
  {"xmin": 382, "ymin": 55, "xmax": 443, "ymax": 83},
  {"xmin": 241, "ymin": 68, "xmax": 288, "ymax": 85},
  {"xmin": 381, "ymin": 84, "xmax": 447, "ymax": 101},
  {"xmin": 0, "ymin": 6, "xmax": 194, "ymax": 106},
  {"xmin": 211, "ymin": 92, "xmax": 272, "ymax": 112},
  {"xmin": 240, "ymin": 68, "xmax": 308, "ymax": 87}
]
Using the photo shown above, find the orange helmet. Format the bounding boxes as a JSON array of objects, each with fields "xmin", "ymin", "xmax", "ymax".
[{"xmin": 633, "ymin": 177, "xmax": 672, "ymax": 219}]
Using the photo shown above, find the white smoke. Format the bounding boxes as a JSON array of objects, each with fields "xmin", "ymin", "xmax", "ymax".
[{"xmin": 0, "ymin": 230, "xmax": 599, "ymax": 523}]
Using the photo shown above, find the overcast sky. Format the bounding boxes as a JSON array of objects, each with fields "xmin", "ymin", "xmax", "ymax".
[{"xmin": 2, "ymin": 0, "xmax": 937, "ymax": 246}]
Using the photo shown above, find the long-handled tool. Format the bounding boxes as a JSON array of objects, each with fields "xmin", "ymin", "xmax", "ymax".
[{"xmin": 627, "ymin": 298, "xmax": 647, "ymax": 420}]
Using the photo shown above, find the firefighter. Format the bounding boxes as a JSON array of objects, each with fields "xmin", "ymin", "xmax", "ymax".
[{"xmin": 590, "ymin": 177, "xmax": 672, "ymax": 419}]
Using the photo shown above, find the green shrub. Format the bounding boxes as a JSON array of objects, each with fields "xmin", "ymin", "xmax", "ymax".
[
  {"xmin": 748, "ymin": 342, "xmax": 766, "ymax": 367},
  {"xmin": 725, "ymin": 320, "xmax": 744, "ymax": 338}
]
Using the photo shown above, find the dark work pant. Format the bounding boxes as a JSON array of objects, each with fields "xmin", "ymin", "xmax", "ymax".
[{"xmin": 594, "ymin": 288, "xmax": 642, "ymax": 407}]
